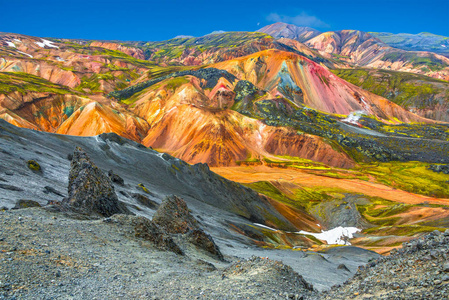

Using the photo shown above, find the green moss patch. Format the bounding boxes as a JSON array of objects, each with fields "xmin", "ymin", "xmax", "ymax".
[
  {"xmin": 357, "ymin": 161, "xmax": 449, "ymax": 198},
  {"xmin": 0, "ymin": 72, "xmax": 74, "ymax": 95},
  {"xmin": 27, "ymin": 160, "xmax": 41, "ymax": 172},
  {"xmin": 331, "ymin": 68, "xmax": 449, "ymax": 110}
]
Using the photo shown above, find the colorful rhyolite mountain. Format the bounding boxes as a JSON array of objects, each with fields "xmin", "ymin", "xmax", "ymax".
[
  {"xmin": 212, "ymin": 49, "xmax": 427, "ymax": 122},
  {"xmin": 0, "ymin": 29, "xmax": 446, "ymax": 169},
  {"xmin": 305, "ymin": 30, "xmax": 449, "ymax": 81}
]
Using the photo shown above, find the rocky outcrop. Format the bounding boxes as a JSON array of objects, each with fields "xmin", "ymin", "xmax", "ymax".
[
  {"xmin": 321, "ymin": 230, "xmax": 449, "ymax": 299},
  {"xmin": 134, "ymin": 216, "xmax": 184, "ymax": 255},
  {"xmin": 107, "ymin": 169, "xmax": 124, "ymax": 185},
  {"xmin": 61, "ymin": 147, "xmax": 130, "ymax": 217},
  {"xmin": 187, "ymin": 229, "xmax": 224, "ymax": 261},
  {"xmin": 153, "ymin": 195, "xmax": 224, "ymax": 260},
  {"xmin": 131, "ymin": 193, "xmax": 159, "ymax": 209},
  {"xmin": 223, "ymin": 256, "xmax": 315, "ymax": 293},
  {"xmin": 428, "ymin": 164, "xmax": 449, "ymax": 174},
  {"xmin": 153, "ymin": 195, "xmax": 199, "ymax": 234}
]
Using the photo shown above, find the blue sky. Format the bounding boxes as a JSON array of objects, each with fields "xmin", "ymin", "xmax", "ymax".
[{"xmin": 1, "ymin": 0, "xmax": 448, "ymax": 41}]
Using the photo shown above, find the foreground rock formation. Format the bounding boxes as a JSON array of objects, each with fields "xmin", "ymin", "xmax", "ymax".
[
  {"xmin": 58, "ymin": 146, "xmax": 223, "ymax": 258},
  {"xmin": 152, "ymin": 195, "xmax": 224, "ymax": 260},
  {"xmin": 61, "ymin": 147, "xmax": 130, "ymax": 217}
]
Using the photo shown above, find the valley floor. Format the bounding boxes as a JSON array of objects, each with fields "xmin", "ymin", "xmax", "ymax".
[
  {"xmin": 212, "ymin": 165, "xmax": 449, "ymax": 255},
  {"xmin": 212, "ymin": 165, "xmax": 449, "ymax": 206}
]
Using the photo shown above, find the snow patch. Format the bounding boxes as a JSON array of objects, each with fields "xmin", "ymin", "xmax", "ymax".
[
  {"xmin": 56, "ymin": 57, "xmax": 65, "ymax": 62},
  {"xmin": 342, "ymin": 110, "xmax": 366, "ymax": 125},
  {"xmin": 297, "ymin": 226, "xmax": 360, "ymax": 245},
  {"xmin": 442, "ymin": 45, "xmax": 446, "ymax": 48},
  {"xmin": 13, "ymin": 39, "xmax": 21, "ymax": 43},
  {"xmin": 6, "ymin": 41, "xmax": 16, "ymax": 48},
  {"xmin": 17, "ymin": 51, "xmax": 33, "ymax": 58},
  {"xmin": 253, "ymin": 223, "xmax": 278, "ymax": 231},
  {"xmin": 35, "ymin": 39, "xmax": 59, "ymax": 49}
]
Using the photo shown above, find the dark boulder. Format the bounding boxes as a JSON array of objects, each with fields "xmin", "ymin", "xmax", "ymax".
[
  {"xmin": 153, "ymin": 195, "xmax": 224, "ymax": 260},
  {"xmin": 61, "ymin": 147, "xmax": 130, "ymax": 218},
  {"xmin": 428, "ymin": 164, "xmax": 449, "ymax": 174}
]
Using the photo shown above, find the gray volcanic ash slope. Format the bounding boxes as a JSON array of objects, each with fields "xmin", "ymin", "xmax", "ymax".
[{"xmin": 0, "ymin": 120, "xmax": 380, "ymax": 298}]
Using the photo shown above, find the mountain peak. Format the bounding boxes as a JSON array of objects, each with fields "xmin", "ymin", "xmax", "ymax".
[{"xmin": 258, "ymin": 22, "xmax": 321, "ymax": 42}]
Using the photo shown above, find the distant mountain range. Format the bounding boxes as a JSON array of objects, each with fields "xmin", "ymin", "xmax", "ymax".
[
  {"xmin": 258, "ymin": 22, "xmax": 449, "ymax": 58},
  {"xmin": 370, "ymin": 31, "xmax": 449, "ymax": 57},
  {"xmin": 258, "ymin": 23, "xmax": 449, "ymax": 82}
]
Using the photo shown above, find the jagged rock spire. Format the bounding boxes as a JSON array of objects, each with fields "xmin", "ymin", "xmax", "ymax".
[{"xmin": 62, "ymin": 147, "xmax": 129, "ymax": 217}]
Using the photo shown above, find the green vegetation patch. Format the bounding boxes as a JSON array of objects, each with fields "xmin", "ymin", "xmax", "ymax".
[
  {"xmin": 143, "ymin": 32, "xmax": 274, "ymax": 61},
  {"xmin": 0, "ymin": 72, "xmax": 73, "ymax": 95},
  {"xmin": 363, "ymin": 225, "xmax": 446, "ymax": 236},
  {"xmin": 245, "ymin": 180, "xmax": 341, "ymax": 212},
  {"xmin": 357, "ymin": 161, "xmax": 449, "ymax": 198},
  {"xmin": 331, "ymin": 68, "xmax": 449, "ymax": 109},
  {"xmin": 381, "ymin": 52, "xmax": 446, "ymax": 71}
]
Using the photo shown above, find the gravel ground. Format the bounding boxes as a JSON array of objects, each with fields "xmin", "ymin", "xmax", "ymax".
[
  {"xmin": 0, "ymin": 208, "xmax": 317, "ymax": 300},
  {"xmin": 2, "ymin": 208, "xmax": 447, "ymax": 299}
]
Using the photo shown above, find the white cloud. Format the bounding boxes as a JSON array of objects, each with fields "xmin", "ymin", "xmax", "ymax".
[{"xmin": 267, "ymin": 12, "xmax": 329, "ymax": 28}]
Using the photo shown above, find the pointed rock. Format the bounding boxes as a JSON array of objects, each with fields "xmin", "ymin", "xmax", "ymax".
[
  {"xmin": 152, "ymin": 195, "xmax": 199, "ymax": 234},
  {"xmin": 153, "ymin": 195, "xmax": 224, "ymax": 260},
  {"xmin": 62, "ymin": 147, "xmax": 129, "ymax": 217}
]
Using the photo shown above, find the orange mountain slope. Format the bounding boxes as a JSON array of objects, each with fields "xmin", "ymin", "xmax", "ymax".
[
  {"xmin": 128, "ymin": 75, "xmax": 354, "ymax": 167},
  {"xmin": 57, "ymin": 101, "xmax": 150, "ymax": 142}
]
